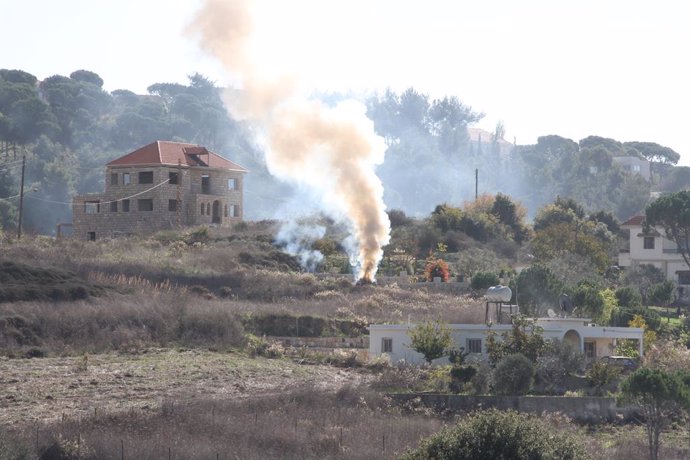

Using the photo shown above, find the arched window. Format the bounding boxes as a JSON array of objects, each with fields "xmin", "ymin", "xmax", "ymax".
[
  {"xmin": 206, "ymin": 203, "xmax": 211, "ymax": 215},
  {"xmin": 200, "ymin": 203, "xmax": 205, "ymax": 215}
]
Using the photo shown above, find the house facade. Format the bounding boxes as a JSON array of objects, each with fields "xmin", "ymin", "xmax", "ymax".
[
  {"xmin": 618, "ymin": 215, "xmax": 690, "ymax": 287},
  {"xmin": 72, "ymin": 141, "xmax": 247, "ymax": 240},
  {"xmin": 369, "ymin": 318, "xmax": 644, "ymax": 365},
  {"xmin": 612, "ymin": 156, "xmax": 651, "ymax": 181}
]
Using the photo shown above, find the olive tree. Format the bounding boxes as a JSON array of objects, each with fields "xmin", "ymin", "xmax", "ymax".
[{"xmin": 408, "ymin": 320, "xmax": 452, "ymax": 364}]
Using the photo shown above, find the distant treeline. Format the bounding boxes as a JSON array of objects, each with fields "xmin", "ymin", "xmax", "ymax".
[{"xmin": 0, "ymin": 68, "xmax": 686, "ymax": 234}]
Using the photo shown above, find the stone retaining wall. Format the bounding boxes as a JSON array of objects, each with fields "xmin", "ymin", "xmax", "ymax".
[{"xmin": 273, "ymin": 336, "xmax": 369, "ymax": 349}]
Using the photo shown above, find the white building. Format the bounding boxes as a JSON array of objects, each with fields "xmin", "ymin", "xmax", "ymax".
[
  {"xmin": 369, "ymin": 317, "xmax": 644, "ymax": 365},
  {"xmin": 618, "ymin": 215, "xmax": 690, "ymax": 287}
]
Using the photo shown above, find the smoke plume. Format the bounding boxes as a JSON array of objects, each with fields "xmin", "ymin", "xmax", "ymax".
[{"xmin": 188, "ymin": 0, "xmax": 390, "ymax": 281}]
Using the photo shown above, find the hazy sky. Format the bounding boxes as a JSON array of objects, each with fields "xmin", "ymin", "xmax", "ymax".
[{"xmin": 3, "ymin": 0, "xmax": 689, "ymax": 164}]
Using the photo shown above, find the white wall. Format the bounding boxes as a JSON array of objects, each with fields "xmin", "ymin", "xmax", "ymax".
[{"xmin": 370, "ymin": 320, "xmax": 643, "ymax": 364}]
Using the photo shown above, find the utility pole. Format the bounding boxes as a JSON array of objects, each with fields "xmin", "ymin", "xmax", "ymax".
[
  {"xmin": 475, "ymin": 168, "xmax": 478, "ymax": 200},
  {"xmin": 17, "ymin": 153, "xmax": 25, "ymax": 239}
]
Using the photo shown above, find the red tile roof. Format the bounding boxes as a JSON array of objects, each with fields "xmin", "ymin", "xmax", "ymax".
[
  {"xmin": 107, "ymin": 141, "xmax": 247, "ymax": 172},
  {"xmin": 621, "ymin": 215, "xmax": 645, "ymax": 226}
]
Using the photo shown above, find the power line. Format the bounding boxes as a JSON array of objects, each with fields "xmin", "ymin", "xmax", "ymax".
[
  {"xmin": 23, "ymin": 178, "xmax": 172, "ymax": 207},
  {"xmin": 0, "ymin": 159, "xmax": 24, "ymax": 171}
]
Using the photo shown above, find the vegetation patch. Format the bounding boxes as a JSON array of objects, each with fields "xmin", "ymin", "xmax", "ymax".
[
  {"xmin": 0, "ymin": 260, "xmax": 102, "ymax": 303},
  {"xmin": 242, "ymin": 313, "xmax": 368, "ymax": 338}
]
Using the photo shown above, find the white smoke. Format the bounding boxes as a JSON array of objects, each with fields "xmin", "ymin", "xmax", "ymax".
[
  {"xmin": 274, "ymin": 220, "xmax": 325, "ymax": 272},
  {"xmin": 189, "ymin": 0, "xmax": 391, "ymax": 281}
]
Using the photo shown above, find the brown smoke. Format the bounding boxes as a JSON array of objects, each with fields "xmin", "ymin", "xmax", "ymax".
[{"xmin": 188, "ymin": 0, "xmax": 390, "ymax": 281}]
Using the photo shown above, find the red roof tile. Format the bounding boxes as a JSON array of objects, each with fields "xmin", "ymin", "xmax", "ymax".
[
  {"xmin": 621, "ymin": 215, "xmax": 645, "ymax": 226},
  {"xmin": 107, "ymin": 141, "xmax": 247, "ymax": 172}
]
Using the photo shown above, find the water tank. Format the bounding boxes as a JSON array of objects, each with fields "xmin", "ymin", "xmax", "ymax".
[{"xmin": 486, "ymin": 285, "xmax": 512, "ymax": 303}]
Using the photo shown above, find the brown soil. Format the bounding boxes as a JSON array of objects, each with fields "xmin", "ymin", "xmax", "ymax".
[{"xmin": 0, "ymin": 348, "xmax": 370, "ymax": 427}]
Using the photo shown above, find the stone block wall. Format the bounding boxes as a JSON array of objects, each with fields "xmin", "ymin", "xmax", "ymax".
[{"xmin": 72, "ymin": 165, "xmax": 244, "ymax": 240}]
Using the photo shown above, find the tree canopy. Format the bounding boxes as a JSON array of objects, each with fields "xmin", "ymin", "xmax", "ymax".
[
  {"xmin": 619, "ymin": 368, "xmax": 690, "ymax": 460},
  {"xmin": 646, "ymin": 191, "xmax": 690, "ymax": 270}
]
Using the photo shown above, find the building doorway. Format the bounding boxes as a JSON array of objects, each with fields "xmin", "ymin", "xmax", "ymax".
[
  {"xmin": 563, "ymin": 329, "xmax": 582, "ymax": 352},
  {"xmin": 212, "ymin": 200, "xmax": 221, "ymax": 223}
]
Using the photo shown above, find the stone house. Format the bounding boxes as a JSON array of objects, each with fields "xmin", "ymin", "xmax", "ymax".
[
  {"xmin": 72, "ymin": 141, "xmax": 247, "ymax": 240},
  {"xmin": 369, "ymin": 317, "xmax": 644, "ymax": 364}
]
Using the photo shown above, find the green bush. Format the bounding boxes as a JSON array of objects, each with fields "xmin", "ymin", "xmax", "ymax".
[
  {"xmin": 615, "ymin": 286, "xmax": 642, "ymax": 308},
  {"xmin": 470, "ymin": 272, "xmax": 500, "ymax": 291},
  {"xmin": 586, "ymin": 361, "xmax": 620, "ymax": 396},
  {"xmin": 536, "ymin": 339, "xmax": 584, "ymax": 392},
  {"xmin": 611, "ymin": 305, "xmax": 661, "ymax": 331},
  {"xmin": 244, "ymin": 334, "xmax": 285, "ymax": 358},
  {"xmin": 408, "ymin": 320, "xmax": 452, "ymax": 363},
  {"xmin": 492, "ymin": 353, "xmax": 535, "ymax": 395},
  {"xmin": 514, "ymin": 265, "xmax": 564, "ymax": 316},
  {"xmin": 401, "ymin": 409, "xmax": 589, "ymax": 460}
]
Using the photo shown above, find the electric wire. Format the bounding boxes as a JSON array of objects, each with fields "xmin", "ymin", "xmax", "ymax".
[{"xmin": 5, "ymin": 178, "xmax": 172, "ymax": 206}]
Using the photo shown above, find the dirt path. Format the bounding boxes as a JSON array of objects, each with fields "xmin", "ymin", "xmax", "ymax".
[{"xmin": 0, "ymin": 349, "xmax": 370, "ymax": 426}]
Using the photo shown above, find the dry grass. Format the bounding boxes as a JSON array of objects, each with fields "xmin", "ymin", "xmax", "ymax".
[
  {"xmin": 15, "ymin": 386, "xmax": 444, "ymax": 460},
  {"xmin": 0, "ymin": 291, "xmax": 246, "ymax": 357}
]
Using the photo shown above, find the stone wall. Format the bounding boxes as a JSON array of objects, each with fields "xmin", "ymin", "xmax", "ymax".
[
  {"xmin": 274, "ymin": 336, "xmax": 369, "ymax": 349},
  {"xmin": 73, "ymin": 165, "xmax": 244, "ymax": 240},
  {"xmin": 389, "ymin": 393, "xmax": 626, "ymax": 423}
]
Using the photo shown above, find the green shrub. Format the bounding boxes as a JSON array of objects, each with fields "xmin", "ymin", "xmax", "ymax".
[
  {"xmin": 514, "ymin": 265, "xmax": 564, "ymax": 316},
  {"xmin": 244, "ymin": 334, "xmax": 284, "ymax": 358},
  {"xmin": 536, "ymin": 339, "xmax": 584, "ymax": 392},
  {"xmin": 449, "ymin": 365, "xmax": 478, "ymax": 393},
  {"xmin": 611, "ymin": 305, "xmax": 661, "ymax": 331},
  {"xmin": 615, "ymin": 286, "xmax": 642, "ymax": 308},
  {"xmin": 401, "ymin": 409, "xmax": 589, "ymax": 460},
  {"xmin": 408, "ymin": 320, "xmax": 452, "ymax": 363},
  {"xmin": 469, "ymin": 363, "xmax": 492, "ymax": 395},
  {"xmin": 586, "ymin": 361, "xmax": 620, "ymax": 396},
  {"xmin": 492, "ymin": 353, "xmax": 535, "ymax": 395},
  {"xmin": 470, "ymin": 272, "xmax": 500, "ymax": 291}
]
